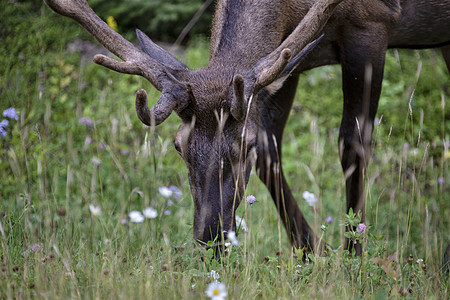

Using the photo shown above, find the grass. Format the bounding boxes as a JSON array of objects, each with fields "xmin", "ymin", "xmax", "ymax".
[{"xmin": 1, "ymin": 2, "xmax": 449, "ymax": 299}]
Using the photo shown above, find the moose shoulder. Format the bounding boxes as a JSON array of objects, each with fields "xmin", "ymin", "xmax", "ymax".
[{"xmin": 44, "ymin": 0, "xmax": 450, "ymax": 255}]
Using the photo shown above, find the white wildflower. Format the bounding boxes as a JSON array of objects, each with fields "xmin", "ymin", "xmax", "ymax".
[
  {"xmin": 208, "ymin": 270, "xmax": 220, "ymax": 281},
  {"xmin": 159, "ymin": 186, "xmax": 173, "ymax": 197},
  {"xmin": 235, "ymin": 216, "xmax": 248, "ymax": 232},
  {"xmin": 143, "ymin": 207, "xmax": 158, "ymax": 219},
  {"xmin": 303, "ymin": 191, "xmax": 317, "ymax": 206},
  {"xmin": 205, "ymin": 281, "xmax": 227, "ymax": 300},
  {"xmin": 89, "ymin": 204, "xmax": 102, "ymax": 216},
  {"xmin": 129, "ymin": 210, "xmax": 144, "ymax": 223},
  {"xmin": 227, "ymin": 231, "xmax": 239, "ymax": 246}
]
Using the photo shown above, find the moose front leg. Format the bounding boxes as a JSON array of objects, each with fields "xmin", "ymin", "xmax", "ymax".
[
  {"xmin": 339, "ymin": 26, "xmax": 388, "ymax": 256},
  {"xmin": 256, "ymin": 75, "xmax": 324, "ymax": 254}
]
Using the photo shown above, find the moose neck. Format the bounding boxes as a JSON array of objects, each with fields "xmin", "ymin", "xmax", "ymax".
[{"xmin": 209, "ymin": 0, "xmax": 304, "ymax": 69}]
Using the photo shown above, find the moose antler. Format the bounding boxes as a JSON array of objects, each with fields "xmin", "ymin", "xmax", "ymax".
[
  {"xmin": 252, "ymin": 0, "xmax": 344, "ymax": 88},
  {"xmin": 44, "ymin": 0, "xmax": 190, "ymax": 125},
  {"xmin": 230, "ymin": 0, "xmax": 343, "ymax": 120}
]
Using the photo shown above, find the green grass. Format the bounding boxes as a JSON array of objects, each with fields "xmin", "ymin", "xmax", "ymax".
[{"xmin": 1, "ymin": 2, "xmax": 449, "ymax": 299}]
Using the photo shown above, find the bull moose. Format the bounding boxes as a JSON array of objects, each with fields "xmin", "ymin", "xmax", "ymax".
[{"xmin": 44, "ymin": 0, "xmax": 450, "ymax": 256}]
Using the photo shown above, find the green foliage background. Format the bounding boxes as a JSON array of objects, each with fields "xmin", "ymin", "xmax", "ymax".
[
  {"xmin": 0, "ymin": 0, "xmax": 449, "ymax": 298},
  {"xmin": 90, "ymin": 0, "xmax": 213, "ymax": 42}
]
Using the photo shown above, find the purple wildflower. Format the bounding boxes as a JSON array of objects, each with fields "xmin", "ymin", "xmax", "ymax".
[
  {"xmin": 121, "ymin": 219, "xmax": 128, "ymax": 225},
  {"xmin": 31, "ymin": 243, "xmax": 43, "ymax": 252},
  {"xmin": 85, "ymin": 136, "xmax": 93, "ymax": 145},
  {"xmin": 326, "ymin": 216, "xmax": 333, "ymax": 223},
  {"xmin": 374, "ymin": 117, "xmax": 381, "ymax": 125},
  {"xmin": 98, "ymin": 143, "xmax": 105, "ymax": 150},
  {"xmin": 3, "ymin": 108, "xmax": 18, "ymax": 120},
  {"xmin": 168, "ymin": 185, "xmax": 182, "ymax": 199},
  {"xmin": 356, "ymin": 223, "xmax": 366, "ymax": 234},
  {"xmin": 246, "ymin": 195, "xmax": 256, "ymax": 204},
  {"xmin": 438, "ymin": 177, "xmax": 445, "ymax": 185},
  {"xmin": 0, "ymin": 119, "xmax": 9, "ymax": 136},
  {"xmin": 78, "ymin": 117, "xmax": 93, "ymax": 127}
]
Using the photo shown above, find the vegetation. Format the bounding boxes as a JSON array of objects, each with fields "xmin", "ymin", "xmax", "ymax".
[
  {"xmin": 1, "ymin": 1, "xmax": 448, "ymax": 298},
  {"xmin": 90, "ymin": 0, "xmax": 213, "ymax": 42}
]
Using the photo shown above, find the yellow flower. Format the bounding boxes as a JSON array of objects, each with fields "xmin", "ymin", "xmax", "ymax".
[{"xmin": 106, "ymin": 16, "xmax": 118, "ymax": 32}]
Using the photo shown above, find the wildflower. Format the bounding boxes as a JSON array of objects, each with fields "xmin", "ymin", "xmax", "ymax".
[
  {"xmin": 246, "ymin": 195, "xmax": 256, "ymax": 204},
  {"xmin": 235, "ymin": 216, "xmax": 248, "ymax": 232},
  {"xmin": 85, "ymin": 136, "xmax": 93, "ymax": 145},
  {"xmin": 374, "ymin": 117, "xmax": 381, "ymax": 125},
  {"xmin": 356, "ymin": 223, "xmax": 366, "ymax": 234},
  {"xmin": 106, "ymin": 16, "xmax": 118, "ymax": 32},
  {"xmin": 3, "ymin": 108, "xmax": 18, "ymax": 120},
  {"xmin": 129, "ymin": 211, "xmax": 144, "ymax": 223},
  {"xmin": 159, "ymin": 185, "xmax": 182, "ymax": 199},
  {"xmin": 164, "ymin": 210, "xmax": 171, "ymax": 215},
  {"xmin": 143, "ymin": 207, "xmax": 158, "ymax": 219},
  {"xmin": 438, "ymin": 177, "xmax": 445, "ymax": 185},
  {"xmin": 208, "ymin": 270, "xmax": 220, "ymax": 281},
  {"xmin": 326, "ymin": 216, "xmax": 333, "ymax": 223},
  {"xmin": 91, "ymin": 157, "xmax": 102, "ymax": 167},
  {"xmin": 416, "ymin": 258, "xmax": 423, "ymax": 264},
  {"xmin": 120, "ymin": 149, "xmax": 129, "ymax": 156},
  {"xmin": 78, "ymin": 117, "xmax": 93, "ymax": 126},
  {"xmin": 303, "ymin": 191, "xmax": 317, "ymax": 206},
  {"xmin": 168, "ymin": 185, "xmax": 182, "ymax": 199},
  {"xmin": 121, "ymin": 218, "xmax": 127, "ymax": 224},
  {"xmin": 321, "ymin": 224, "xmax": 326, "ymax": 231},
  {"xmin": 227, "ymin": 231, "xmax": 239, "ymax": 246},
  {"xmin": 98, "ymin": 143, "xmax": 105, "ymax": 150},
  {"xmin": 205, "ymin": 281, "xmax": 227, "ymax": 300},
  {"xmin": 31, "ymin": 243, "xmax": 43, "ymax": 252},
  {"xmin": 89, "ymin": 204, "xmax": 102, "ymax": 216},
  {"xmin": 167, "ymin": 199, "xmax": 174, "ymax": 206},
  {"xmin": 0, "ymin": 119, "xmax": 9, "ymax": 136},
  {"xmin": 159, "ymin": 186, "xmax": 173, "ymax": 197},
  {"xmin": 403, "ymin": 142, "xmax": 410, "ymax": 150}
]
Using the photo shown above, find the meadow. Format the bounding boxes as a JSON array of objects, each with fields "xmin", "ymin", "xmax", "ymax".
[{"xmin": 1, "ymin": 1, "xmax": 449, "ymax": 299}]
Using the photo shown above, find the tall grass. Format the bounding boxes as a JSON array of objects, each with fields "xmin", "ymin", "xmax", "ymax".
[{"xmin": 1, "ymin": 2, "xmax": 448, "ymax": 298}]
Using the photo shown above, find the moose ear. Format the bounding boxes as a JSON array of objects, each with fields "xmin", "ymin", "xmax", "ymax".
[
  {"xmin": 265, "ymin": 34, "xmax": 324, "ymax": 95},
  {"xmin": 231, "ymin": 74, "xmax": 246, "ymax": 121},
  {"xmin": 136, "ymin": 29, "xmax": 188, "ymax": 71}
]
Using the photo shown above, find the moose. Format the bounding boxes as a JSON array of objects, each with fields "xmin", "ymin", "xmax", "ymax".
[{"xmin": 44, "ymin": 0, "xmax": 449, "ymax": 256}]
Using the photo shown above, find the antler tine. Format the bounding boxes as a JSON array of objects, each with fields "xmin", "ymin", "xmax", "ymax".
[
  {"xmin": 253, "ymin": 49, "xmax": 292, "ymax": 92},
  {"xmin": 135, "ymin": 89, "xmax": 177, "ymax": 126},
  {"xmin": 249, "ymin": 0, "xmax": 344, "ymax": 92},
  {"xmin": 44, "ymin": 0, "xmax": 166, "ymax": 90},
  {"xmin": 135, "ymin": 76, "xmax": 192, "ymax": 126},
  {"xmin": 278, "ymin": 0, "xmax": 343, "ymax": 58}
]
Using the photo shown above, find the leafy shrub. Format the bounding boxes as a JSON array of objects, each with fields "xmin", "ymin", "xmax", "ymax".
[{"xmin": 90, "ymin": 0, "xmax": 213, "ymax": 42}]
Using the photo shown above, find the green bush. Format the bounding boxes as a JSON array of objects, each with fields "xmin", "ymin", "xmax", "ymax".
[{"xmin": 90, "ymin": 0, "xmax": 213, "ymax": 42}]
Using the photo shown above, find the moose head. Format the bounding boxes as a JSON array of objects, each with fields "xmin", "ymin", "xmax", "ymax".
[{"xmin": 44, "ymin": 0, "xmax": 342, "ymax": 248}]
